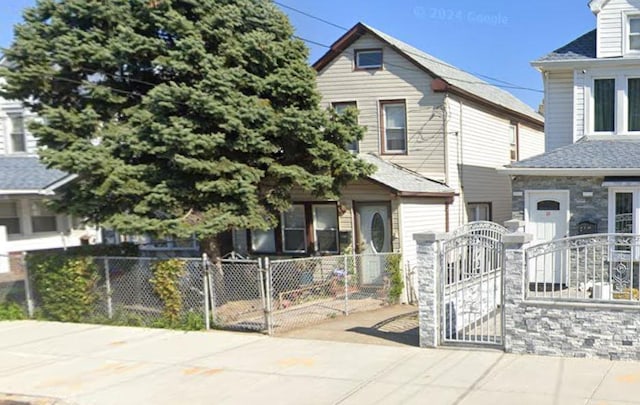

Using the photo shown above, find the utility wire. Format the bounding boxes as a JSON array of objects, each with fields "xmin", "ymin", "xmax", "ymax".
[{"xmin": 278, "ymin": 2, "xmax": 544, "ymax": 94}]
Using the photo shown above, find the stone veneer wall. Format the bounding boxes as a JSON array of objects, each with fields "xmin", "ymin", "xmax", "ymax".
[
  {"xmin": 503, "ymin": 237, "xmax": 640, "ymax": 361},
  {"xmin": 511, "ymin": 176, "xmax": 608, "ymax": 236}
]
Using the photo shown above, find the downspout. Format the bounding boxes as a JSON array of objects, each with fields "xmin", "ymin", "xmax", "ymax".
[
  {"xmin": 458, "ymin": 99, "xmax": 465, "ymax": 226},
  {"xmin": 445, "ymin": 200, "xmax": 450, "ymax": 232},
  {"xmin": 443, "ymin": 94, "xmax": 450, "ymax": 186}
]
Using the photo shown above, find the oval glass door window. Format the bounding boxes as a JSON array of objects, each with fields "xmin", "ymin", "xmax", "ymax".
[{"xmin": 371, "ymin": 213, "xmax": 385, "ymax": 252}]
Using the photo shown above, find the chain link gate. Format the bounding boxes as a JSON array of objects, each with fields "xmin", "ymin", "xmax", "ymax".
[{"xmin": 440, "ymin": 222, "xmax": 506, "ymax": 346}]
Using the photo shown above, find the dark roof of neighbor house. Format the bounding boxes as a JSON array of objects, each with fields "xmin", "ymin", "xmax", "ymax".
[
  {"xmin": 313, "ymin": 23, "xmax": 544, "ymax": 126},
  {"xmin": 535, "ymin": 29, "xmax": 597, "ymax": 62},
  {"xmin": 508, "ymin": 137, "xmax": 640, "ymax": 169},
  {"xmin": 0, "ymin": 156, "xmax": 70, "ymax": 191},
  {"xmin": 359, "ymin": 154, "xmax": 454, "ymax": 196}
]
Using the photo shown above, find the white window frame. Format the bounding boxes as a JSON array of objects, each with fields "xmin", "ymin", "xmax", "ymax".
[
  {"xmin": 467, "ymin": 203, "xmax": 491, "ymax": 222},
  {"xmin": 281, "ymin": 204, "xmax": 307, "ymax": 254},
  {"xmin": 312, "ymin": 204, "xmax": 339, "ymax": 254},
  {"xmin": 608, "ymin": 187, "xmax": 640, "ymax": 234},
  {"xmin": 6, "ymin": 112, "xmax": 27, "ymax": 154},
  {"xmin": 625, "ymin": 13, "xmax": 640, "ymax": 55},
  {"xmin": 585, "ymin": 70, "xmax": 640, "ymax": 136},
  {"xmin": 355, "ymin": 49, "xmax": 383, "ymax": 70},
  {"xmin": 380, "ymin": 100, "xmax": 407, "ymax": 155},
  {"xmin": 589, "ymin": 77, "xmax": 617, "ymax": 135},
  {"xmin": 509, "ymin": 124, "xmax": 518, "ymax": 162},
  {"xmin": 332, "ymin": 101, "xmax": 359, "ymax": 153},
  {"xmin": 0, "ymin": 201, "xmax": 21, "ymax": 235}
]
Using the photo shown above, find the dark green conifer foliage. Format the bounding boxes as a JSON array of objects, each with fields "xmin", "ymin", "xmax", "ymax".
[{"xmin": 1, "ymin": 0, "xmax": 371, "ymax": 253}]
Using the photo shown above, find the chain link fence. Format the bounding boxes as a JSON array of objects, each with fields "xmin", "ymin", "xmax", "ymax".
[{"xmin": 1, "ymin": 252, "xmax": 403, "ymax": 334}]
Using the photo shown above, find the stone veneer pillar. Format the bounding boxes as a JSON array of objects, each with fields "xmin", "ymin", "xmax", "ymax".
[{"xmin": 413, "ymin": 232, "xmax": 446, "ymax": 348}]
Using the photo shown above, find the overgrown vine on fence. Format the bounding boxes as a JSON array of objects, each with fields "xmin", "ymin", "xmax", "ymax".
[
  {"xmin": 387, "ymin": 255, "xmax": 404, "ymax": 304},
  {"xmin": 149, "ymin": 259, "xmax": 185, "ymax": 324},
  {"xmin": 27, "ymin": 255, "xmax": 99, "ymax": 322}
]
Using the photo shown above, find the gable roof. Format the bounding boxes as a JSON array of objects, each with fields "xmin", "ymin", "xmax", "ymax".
[
  {"xmin": 504, "ymin": 137, "xmax": 640, "ymax": 174},
  {"xmin": 0, "ymin": 156, "xmax": 74, "ymax": 194},
  {"xmin": 534, "ymin": 30, "xmax": 597, "ymax": 63},
  {"xmin": 313, "ymin": 23, "xmax": 544, "ymax": 126},
  {"xmin": 359, "ymin": 153, "xmax": 454, "ymax": 197}
]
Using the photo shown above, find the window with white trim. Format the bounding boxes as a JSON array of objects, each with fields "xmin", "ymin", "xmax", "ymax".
[
  {"xmin": 249, "ymin": 203, "xmax": 339, "ymax": 255},
  {"xmin": 30, "ymin": 201, "xmax": 57, "ymax": 233},
  {"xmin": 0, "ymin": 201, "xmax": 21, "ymax": 235},
  {"xmin": 8, "ymin": 113, "xmax": 26, "ymax": 153},
  {"xmin": 282, "ymin": 204, "xmax": 307, "ymax": 253},
  {"xmin": 629, "ymin": 17, "xmax": 640, "ymax": 52},
  {"xmin": 593, "ymin": 78, "xmax": 615, "ymax": 132},
  {"xmin": 509, "ymin": 124, "xmax": 518, "ymax": 161},
  {"xmin": 467, "ymin": 203, "xmax": 491, "ymax": 222},
  {"xmin": 355, "ymin": 49, "xmax": 382, "ymax": 69},
  {"xmin": 381, "ymin": 100, "xmax": 407, "ymax": 154},
  {"xmin": 333, "ymin": 101, "xmax": 359, "ymax": 153},
  {"xmin": 313, "ymin": 204, "xmax": 339, "ymax": 253}
]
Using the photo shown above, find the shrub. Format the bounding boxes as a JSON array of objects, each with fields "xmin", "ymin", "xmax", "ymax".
[
  {"xmin": 27, "ymin": 255, "xmax": 99, "ymax": 322},
  {"xmin": 0, "ymin": 302, "xmax": 27, "ymax": 320}
]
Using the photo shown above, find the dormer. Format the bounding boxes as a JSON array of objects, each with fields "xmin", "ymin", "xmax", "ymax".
[{"xmin": 590, "ymin": 0, "xmax": 640, "ymax": 58}]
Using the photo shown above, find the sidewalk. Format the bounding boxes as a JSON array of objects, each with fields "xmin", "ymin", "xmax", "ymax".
[{"xmin": 1, "ymin": 321, "xmax": 639, "ymax": 404}]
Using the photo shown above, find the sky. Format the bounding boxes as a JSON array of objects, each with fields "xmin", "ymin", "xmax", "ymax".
[{"xmin": 0, "ymin": 0, "xmax": 597, "ymax": 109}]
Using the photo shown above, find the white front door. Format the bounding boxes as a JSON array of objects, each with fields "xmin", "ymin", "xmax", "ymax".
[
  {"xmin": 357, "ymin": 204, "xmax": 391, "ymax": 284},
  {"xmin": 526, "ymin": 191, "xmax": 569, "ymax": 284}
]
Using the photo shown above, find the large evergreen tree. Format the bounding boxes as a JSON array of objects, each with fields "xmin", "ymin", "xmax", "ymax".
[{"xmin": 1, "ymin": 0, "xmax": 371, "ymax": 256}]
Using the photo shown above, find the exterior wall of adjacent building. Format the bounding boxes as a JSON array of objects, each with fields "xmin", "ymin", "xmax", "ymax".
[
  {"xmin": 511, "ymin": 176, "xmax": 607, "ymax": 236},
  {"xmin": 543, "ymin": 70, "xmax": 574, "ymax": 151},
  {"xmin": 446, "ymin": 96, "xmax": 544, "ymax": 227},
  {"xmin": 315, "ymin": 33, "xmax": 448, "ymax": 181}
]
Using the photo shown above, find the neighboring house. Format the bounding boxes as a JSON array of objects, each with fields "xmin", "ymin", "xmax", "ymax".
[
  {"xmin": 0, "ymin": 98, "xmax": 100, "ymax": 273},
  {"xmin": 234, "ymin": 23, "xmax": 544, "ymax": 272},
  {"xmin": 506, "ymin": 0, "xmax": 640, "ymax": 247}
]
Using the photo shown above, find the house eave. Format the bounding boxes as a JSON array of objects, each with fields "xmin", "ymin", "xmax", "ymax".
[
  {"xmin": 500, "ymin": 167, "xmax": 640, "ymax": 176},
  {"xmin": 532, "ymin": 57, "xmax": 640, "ymax": 71},
  {"xmin": 0, "ymin": 189, "xmax": 55, "ymax": 196}
]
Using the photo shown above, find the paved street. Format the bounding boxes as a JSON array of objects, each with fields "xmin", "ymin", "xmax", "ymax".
[{"xmin": 1, "ymin": 321, "xmax": 640, "ymax": 404}]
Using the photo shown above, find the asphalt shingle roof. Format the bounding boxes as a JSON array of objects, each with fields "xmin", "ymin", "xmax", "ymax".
[
  {"xmin": 535, "ymin": 29, "xmax": 597, "ymax": 62},
  {"xmin": 359, "ymin": 153, "xmax": 453, "ymax": 194},
  {"xmin": 0, "ymin": 156, "xmax": 69, "ymax": 191},
  {"xmin": 509, "ymin": 137, "xmax": 640, "ymax": 169},
  {"xmin": 363, "ymin": 24, "xmax": 544, "ymax": 123}
]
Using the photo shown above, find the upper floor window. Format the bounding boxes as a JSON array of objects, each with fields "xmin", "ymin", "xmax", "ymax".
[
  {"xmin": 629, "ymin": 78, "xmax": 640, "ymax": 131},
  {"xmin": 332, "ymin": 101, "xmax": 359, "ymax": 153},
  {"xmin": 509, "ymin": 124, "xmax": 518, "ymax": 162},
  {"xmin": 8, "ymin": 113, "xmax": 26, "ymax": 153},
  {"xmin": 380, "ymin": 100, "xmax": 407, "ymax": 154},
  {"xmin": 629, "ymin": 17, "xmax": 640, "ymax": 52},
  {"xmin": 593, "ymin": 78, "xmax": 615, "ymax": 132},
  {"xmin": 355, "ymin": 49, "xmax": 382, "ymax": 70}
]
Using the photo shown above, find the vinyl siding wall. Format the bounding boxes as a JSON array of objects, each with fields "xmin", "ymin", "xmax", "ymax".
[
  {"xmin": 316, "ymin": 33, "xmax": 447, "ymax": 181},
  {"xmin": 544, "ymin": 71, "xmax": 574, "ymax": 151},
  {"xmin": 596, "ymin": 0, "xmax": 640, "ymax": 58},
  {"xmin": 446, "ymin": 96, "xmax": 544, "ymax": 225},
  {"xmin": 399, "ymin": 198, "xmax": 448, "ymax": 273},
  {"xmin": 519, "ymin": 123, "xmax": 545, "ymax": 160}
]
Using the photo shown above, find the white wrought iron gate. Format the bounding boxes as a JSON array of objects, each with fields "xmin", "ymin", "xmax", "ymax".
[{"xmin": 440, "ymin": 222, "xmax": 506, "ymax": 346}]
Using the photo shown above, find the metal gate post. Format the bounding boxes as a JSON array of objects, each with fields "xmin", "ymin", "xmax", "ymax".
[
  {"xmin": 202, "ymin": 253, "xmax": 210, "ymax": 330},
  {"xmin": 104, "ymin": 257, "xmax": 113, "ymax": 319},
  {"xmin": 264, "ymin": 257, "xmax": 273, "ymax": 335},
  {"xmin": 343, "ymin": 255, "xmax": 349, "ymax": 315},
  {"xmin": 22, "ymin": 252, "xmax": 35, "ymax": 318}
]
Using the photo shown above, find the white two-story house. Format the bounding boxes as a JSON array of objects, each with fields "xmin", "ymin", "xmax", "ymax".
[
  {"xmin": 234, "ymin": 23, "xmax": 544, "ymax": 273},
  {"xmin": 506, "ymin": 0, "xmax": 640, "ymax": 247},
  {"xmin": 0, "ymin": 95, "xmax": 100, "ymax": 273}
]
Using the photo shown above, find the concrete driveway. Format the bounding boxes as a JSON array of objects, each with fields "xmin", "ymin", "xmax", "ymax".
[{"xmin": 1, "ymin": 321, "xmax": 640, "ymax": 404}]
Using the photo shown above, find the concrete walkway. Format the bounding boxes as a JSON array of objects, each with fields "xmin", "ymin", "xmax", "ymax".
[
  {"xmin": 280, "ymin": 304, "xmax": 419, "ymax": 347},
  {"xmin": 1, "ymin": 321, "xmax": 640, "ymax": 404}
]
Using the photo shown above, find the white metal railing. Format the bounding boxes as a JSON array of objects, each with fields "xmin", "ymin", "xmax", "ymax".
[
  {"xmin": 448, "ymin": 221, "xmax": 508, "ymax": 241},
  {"xmin": 525, "ymin": 233, "xmax": 640, "ymax": 302}
]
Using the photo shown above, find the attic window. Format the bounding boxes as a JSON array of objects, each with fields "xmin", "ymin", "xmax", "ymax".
[
  {"xmin": 355, "ymin": 49, "xmax": 382, "ymax": 69},
  {"xmin": 629, "ymin": 17, "xmax": 640, "ymax": 52}
]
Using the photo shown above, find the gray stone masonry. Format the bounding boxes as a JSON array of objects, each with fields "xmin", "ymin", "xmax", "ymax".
[
  {"xmin": 511, "ymin": 176, "xmax": 607, "ymax": 236},
  {"xmin": 414, "ymin": 232, "xmax": 446, "ymax": 348},
  {"xmin": 505, "ymin": 231, "xmax": 640, "ymax": 360}
]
